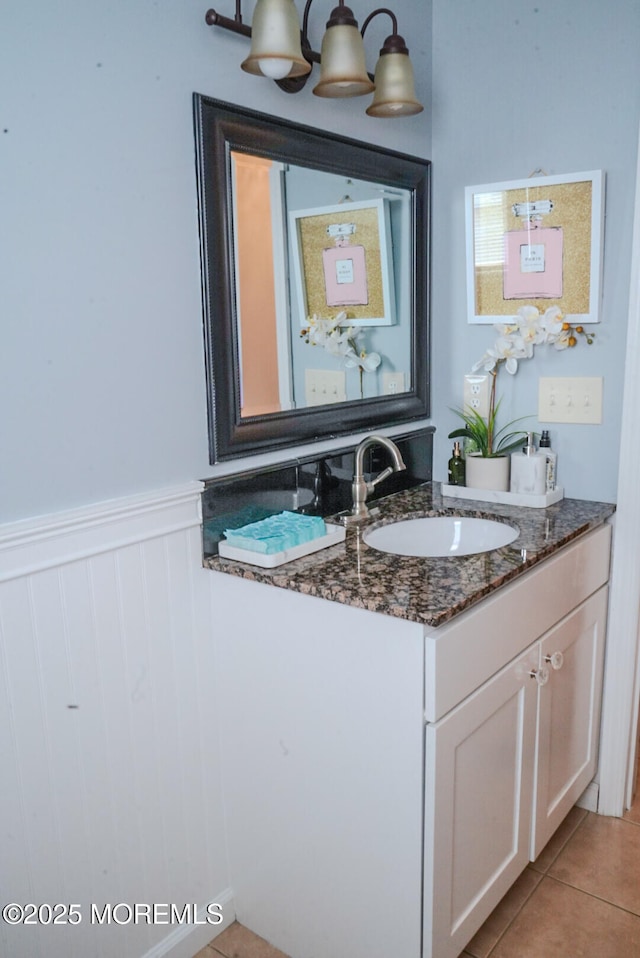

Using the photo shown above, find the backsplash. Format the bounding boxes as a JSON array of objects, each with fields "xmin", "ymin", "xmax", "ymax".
[{"xmin": 201, "ymin": 427, "xmax": 434, "ymax": 557}]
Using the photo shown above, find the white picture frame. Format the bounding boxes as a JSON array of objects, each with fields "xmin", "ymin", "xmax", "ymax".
[
  {"xmin": 465, "ymin": 170, "xmax": 605, "ymax": 325},
  {"xmin": 289, "ymin": 198, "xmax": 396, "ymax": 327}
]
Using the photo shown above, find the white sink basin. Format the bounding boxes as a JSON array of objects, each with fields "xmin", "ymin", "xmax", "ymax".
[{"xmin": 363, "ymin": 515, "xmax": 519, "ymax": 557}]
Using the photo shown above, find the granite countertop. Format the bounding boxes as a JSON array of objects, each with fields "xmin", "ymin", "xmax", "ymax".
[{"xmin": 203, "ymin": 481, "xmax": 616, "ymax": 628}]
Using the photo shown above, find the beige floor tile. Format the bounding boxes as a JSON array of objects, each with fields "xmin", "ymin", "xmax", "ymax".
[
  {"xmin": 193, "ymin": 947, "xmax": 216, "ymax": 958},
  {"xmin": 549, "ymin": 812, "xmax": 640, "ymax": 914},
  {"xmin": 489, "ymin": 876, "xmax": 640, "ymax": 958},
  {"xmin": 463, "ymin": 867, "xmax": 542, "ymax": 958},
  {"xmin": 624, "ymin": 762, "xmax": 640, "ymax": 824},
  {"xmin": 210, "ymin": 921, "xmax": 291, "ymax": 958},
  {"xmin": 529, "ymin": 804, "xmax": 588, "ymax": 874},
  {"xmin": 624, "ymin": 798, "xmax": 640, "ymax": 824}
]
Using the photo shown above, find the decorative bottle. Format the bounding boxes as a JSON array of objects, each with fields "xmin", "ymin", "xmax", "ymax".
[
  {"xmin": 539, "ymin": 430, "xmax": 557, "ymax": 492},
  {"xmin": 448, "ymin": 441, "xmax": 466, "ymax": 486}
]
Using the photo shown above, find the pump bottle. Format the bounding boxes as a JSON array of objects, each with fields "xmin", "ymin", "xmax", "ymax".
[
  {"xmin": 448, "ymin": 442, "xmax": 466, "ymax": 486},
  {"xmin": 539, "ymin": 430, "xmax": 557, "ymax": 492},
  {"xmin": 510, "ymin": 433, "xmax": 546, "ymax": 495}
]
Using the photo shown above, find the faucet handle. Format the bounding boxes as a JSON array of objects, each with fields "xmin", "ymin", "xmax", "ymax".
[{"xmin": 369, "ymin": 466, "xmax": 394, "ymax": 490}]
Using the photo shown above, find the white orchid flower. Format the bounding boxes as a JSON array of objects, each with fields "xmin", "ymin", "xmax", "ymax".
[
  {"xmin": 323, "ymin": 336, "xmax": 352, "ymax": 358},
  {"xmin": 552, "ymin": 328, "xmax": 572, "ymax": 350},
  {"xmin": 302, "ymin": 311, "xmax": 383, "ymax": 386},
  {"xmin": 488, "ymin": 334, "xmax": 530, "ymax": 374},
  {"xmin": 516, "ymin": 305, "xmax": 541, "ymax": 326},
  {"xmin": 494, "ymin": 322, "xmax": 520, "ymax": 337},
  {"xmin": 344, "ymin": 349, "xmax": 381, "ymax": 371},
  {"xmin": 473, "ymin": 316, "xmax": 536, "ymax": 374},
  {"xmin": 306, "ymin": 313, "xmax": 350, "ymax": 350},
  {"xmin": 515, "ymin": 307, "xmax": 546, "ymax": 346},
  {"xmin": 538, "ymin": 305, "xmax": 565, "ymax": 344},
  {"xmin": 472, "ymin": 350, "xmax": 499, "ymax": 373},
  {"xmin": 360, "ymin": 351, "xmax": 381, "ymax": 371}
]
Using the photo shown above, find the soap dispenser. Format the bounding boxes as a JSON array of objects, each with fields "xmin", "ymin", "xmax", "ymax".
[
  {"xmin": 510, "ymin": 432, "xmax": 547, "ymax": 496},
  {"xmin": 448, "ymin": 441, "xmax": 466, "ymax": 486}
]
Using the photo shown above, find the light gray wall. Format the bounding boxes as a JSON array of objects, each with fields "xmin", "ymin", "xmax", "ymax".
[
  {"xmin": 4, "ymin": 1, "xmax": 637, "ymax": 523},
  {"xmin": 1, "ymin": 0, "xmax": 431, "ymax": 524},
  {"xmin": 430, "ymin": 0, "xmax": 640, "ymax": 502}
]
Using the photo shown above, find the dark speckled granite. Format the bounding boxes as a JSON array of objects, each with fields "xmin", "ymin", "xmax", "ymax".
[{"xmin": 203, "ymin": 481, "xmax": 615, "ymax": 628}]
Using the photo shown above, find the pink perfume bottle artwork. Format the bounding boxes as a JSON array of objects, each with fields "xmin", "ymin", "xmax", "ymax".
[
  {"xmin": 322, "ymin": 222, "xmax": 369, "ymax": 307},
  {"xmin": 503, "ymin": 199, "xmax": 563, "ymax": 300}
]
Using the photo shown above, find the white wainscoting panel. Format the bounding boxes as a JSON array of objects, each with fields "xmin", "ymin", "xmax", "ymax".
[{"xmin": 0, "ymin": 484, "xmax": 234, "ymax": 958}]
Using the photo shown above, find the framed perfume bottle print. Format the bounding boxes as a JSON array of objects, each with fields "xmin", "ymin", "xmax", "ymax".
[
  {"xmin": 289, "ymin": 198, "xmax": 397, "ymax": 327},
  {"xmin": 465, "ymin": 170, "xmax": 604, "ymax": 325}
]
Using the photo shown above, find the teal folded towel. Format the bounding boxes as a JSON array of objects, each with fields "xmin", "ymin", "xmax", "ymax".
[{"xmin": 223, "ymin": 512, "xmax": 326, "ymax": 555}]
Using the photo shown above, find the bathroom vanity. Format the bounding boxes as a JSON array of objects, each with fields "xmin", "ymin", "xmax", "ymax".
[{"xmin": 205, "ymin": 483, "xmax": 615, "ymax": 958}]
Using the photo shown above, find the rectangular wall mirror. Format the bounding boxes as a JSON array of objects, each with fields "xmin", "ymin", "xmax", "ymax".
[{"xmin": 193, "ymin": 95, "xmax": 431, "ymax": 462}]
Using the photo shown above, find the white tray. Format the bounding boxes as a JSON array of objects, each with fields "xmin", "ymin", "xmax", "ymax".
[
  {"xmin": 441, "ymin": 484, "xmax": 564, "ymax": 509},
  {"xmin": 218, "ymin": 523, "xmax": 346, "ymax": 568}
]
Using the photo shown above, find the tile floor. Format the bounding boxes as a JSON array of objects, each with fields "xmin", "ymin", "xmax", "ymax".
[{"xmin": 196, "ymin": 772, "xmax": 640, "ymax": 958}]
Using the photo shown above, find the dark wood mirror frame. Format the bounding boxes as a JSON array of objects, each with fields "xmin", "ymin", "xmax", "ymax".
[{"xmin": 193, "ymin": 94, "xmax": 431, "ymax": 463}]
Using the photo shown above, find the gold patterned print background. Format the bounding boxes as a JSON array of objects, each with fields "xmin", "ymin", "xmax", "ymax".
[
  {"xmin": 474, "ymin": 180, "xmax": 593, "ymax": 317},
  {"xmin": 297, "ymin": 206, "xmax": 385, "ymax": 320}
]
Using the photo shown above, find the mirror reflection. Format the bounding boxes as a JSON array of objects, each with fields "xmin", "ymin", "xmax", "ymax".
[
  {"xmin": 232, "ymin": 151, "xmax": 413, "ymax": 417},
  {"xmin": 193, "ymin": 95, "xmax": 430, "ymax": 462}
]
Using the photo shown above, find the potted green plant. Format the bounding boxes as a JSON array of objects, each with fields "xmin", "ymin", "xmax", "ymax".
[
  {"xmin": 449, "ymin": 306, "xmax": 594, "ymax": 491},
  {"xmin": 449, "ymin": 400, "xmax": 531, "ymax": 491}
]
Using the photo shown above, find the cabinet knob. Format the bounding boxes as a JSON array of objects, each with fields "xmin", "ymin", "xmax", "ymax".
[
  {"xmin": 529, "ymin": 666, "xmax": 550, "ymax": 686},
  {"xmin": 545, "ymin": 651, "xmax": 564, "ymax": 671}
]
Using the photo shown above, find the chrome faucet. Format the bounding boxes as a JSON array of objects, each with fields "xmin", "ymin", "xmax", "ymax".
[{"xmin": 350, "ymin": 435, "xmax": 406, "ymax": 520}]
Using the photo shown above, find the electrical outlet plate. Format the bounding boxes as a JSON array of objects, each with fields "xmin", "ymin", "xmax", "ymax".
[
  {"xmin": 463, "ymin": 374, "xmax": 490, "ymax": 418},
  {"xmin": 538, "ymin": 376, "xmax": 603, "ymax": 424},
  {"xmin": 382, "ymin": 372, "xmax": 406, "ymax": 395}
]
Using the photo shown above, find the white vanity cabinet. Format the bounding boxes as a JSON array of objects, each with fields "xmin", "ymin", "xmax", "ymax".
[
  {"xmin": 424, "ymin": 584, "xmax": 609, "ymax": 958},
  {"xmin": 210, "ymin": 523, "xmax": 611, "ymax": 958}
]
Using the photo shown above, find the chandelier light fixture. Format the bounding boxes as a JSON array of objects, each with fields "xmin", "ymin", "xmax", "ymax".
[{"xmin": 204, "ymin": 0, "xmax": 424, "ymax": 117}]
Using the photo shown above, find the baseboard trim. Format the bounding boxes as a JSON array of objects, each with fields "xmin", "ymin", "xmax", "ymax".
[
  {"xmin": 139, "ymin": 889, "xmax": 236, "ymax": 958},
  {"xmin": 0, "ymin": 481, "xmax": 204, "ymax": 582}
]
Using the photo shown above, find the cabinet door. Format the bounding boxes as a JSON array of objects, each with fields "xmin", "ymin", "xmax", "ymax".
[
  {"xmin": 423, "ymin": 644, "xmax": 539, "ymax": 958},
  {"xmin": 531, "ymin": 585, "xmax": 609, "ymax": 859}
]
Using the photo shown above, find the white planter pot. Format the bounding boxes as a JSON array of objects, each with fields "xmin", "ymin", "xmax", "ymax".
[{"xmin": 465, "ymin": 453, "xmax": 510, "ymax": 492}]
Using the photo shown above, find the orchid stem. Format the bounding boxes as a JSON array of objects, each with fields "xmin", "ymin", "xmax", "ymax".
[{"xmin": 487, "ymin": 367, "xmax": 498, "ymax": 455}]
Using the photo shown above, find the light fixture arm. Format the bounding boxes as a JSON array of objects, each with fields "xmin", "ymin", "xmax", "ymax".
[
  {"xmin": 360, "ymin": 7, "xmax": 410, "ymax": 56},
  {"xmin": 300, "ymin": 0, "xmax": 315, "ymax": 42},
  {"xmin": 205, "ymin": 3, "xmax": 251, "ymax": 38},
  {"xmin": 360, "ymin": 7, "xmax": 396, "ymax": 38}
]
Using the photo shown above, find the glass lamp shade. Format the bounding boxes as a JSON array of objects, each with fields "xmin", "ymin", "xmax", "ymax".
[
  {"xmin": 313, "ymin": 21, "xmax": 375, "ymax": 98},
  {"xmin": 241, "ymin": 0, "xmax": 311, "ymax": 80},
  {"xmin": 366, "ymin": 49, "xmax": 424, "ymax": 117}
]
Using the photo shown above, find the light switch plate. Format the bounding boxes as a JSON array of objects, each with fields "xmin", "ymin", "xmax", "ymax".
[
  {"xmin": 305, "ymin": 369, "xmax": 347, "ymax": 407},
  {"xmin": 463, "ymin": 374, "xmax": 490, "ymax": 418},
  {"xmin": 538, "ymin": 376, "xmax": 603, "ymax": 424}
]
